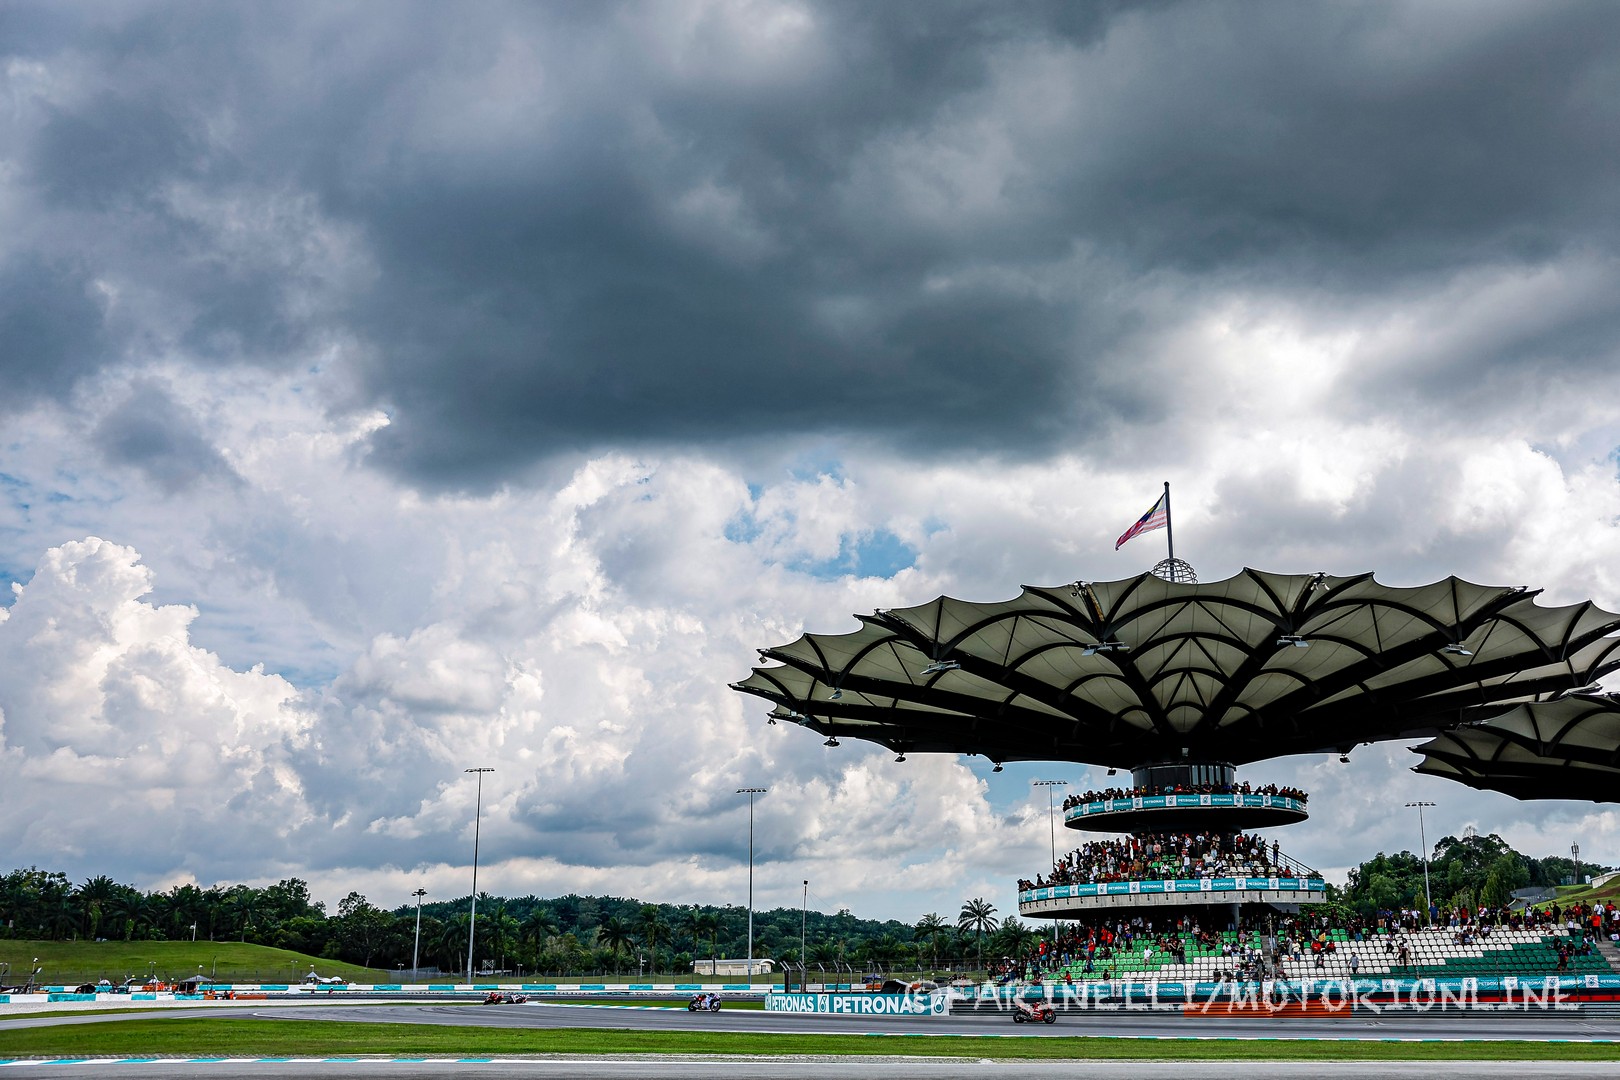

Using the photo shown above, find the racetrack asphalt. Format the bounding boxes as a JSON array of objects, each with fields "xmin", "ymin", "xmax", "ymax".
[
  {"xmin": 4, "ymin": 1002, "xmax": 1620, "ymax": 1079},
  {"xmin": 7, "ymin": 998, "xmax": 1620, "ymax": 1041}
]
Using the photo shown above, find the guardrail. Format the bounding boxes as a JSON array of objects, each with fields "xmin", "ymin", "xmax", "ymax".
[
  {"xmin": 1066, "ymin": 793, "xmax": 1306, "ymax": 820},
  {"xmin": 949, "ymin": 973, "xmax": 1620, "ymax": 1011},
  {"xmin": 0, "ymin": 981, "xmax": 829, "ymax": 1003},
  {"xmin": 1020, "ymin": 876, "xmax": 1327, "ymax": 903}
]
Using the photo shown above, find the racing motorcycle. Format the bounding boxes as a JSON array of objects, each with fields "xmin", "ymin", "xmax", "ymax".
[
  {"xmin": 688, "ymin": 992, "xmax": 722, "ymax": 1012},
  {"xmin": 1012, "ymin": 998, "xmax": 1057, "ymax": 1024}
]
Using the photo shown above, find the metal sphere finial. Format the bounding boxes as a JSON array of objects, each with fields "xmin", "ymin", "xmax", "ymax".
[{"xmin": 1151, "ymin": 557, "xmax": 1198, "ymax": 584}]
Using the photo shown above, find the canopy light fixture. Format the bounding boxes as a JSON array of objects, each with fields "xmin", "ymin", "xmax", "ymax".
[
  {"xmin": 1276, "ymin": 634, "xmax": 1309, "ymax": 648},
  {"xmin": 1081, "ymin": 640, "xmax": 1127, "ymax": 656},
  {"xmin": 829, "ymin": 688, "xmax": 843, "ymax": 700},
  {"xmin": 895, "ymin": 753, "xmax": 907, "ymax": 763},
  {"xmin": 1556, "ymin": 684, "xmax": 1604, "ymax": 699},
  {"xmin": 920, "ymin": 660, "xmax": 961, "ymax": 675},
  {"xmin": 824, "ymin": 737, "xmax": 839, "ymax": 747},
  {"xmin": 1442, "ymin": 643, "xmax": 1473, "ymax": 657}
]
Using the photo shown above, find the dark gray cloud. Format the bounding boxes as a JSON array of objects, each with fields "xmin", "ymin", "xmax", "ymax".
[
  {"xmin": 0, "ymin": 256, "xmax": 106, "ymax": 401},
  {"xmin": 5, "ymin": 1, "xmax": 1620, "ymax": 484},
  {"xmin": 32, "ymin": 91, "xmax": 202, "ymax": 209},
  {"xmin": 90, "ymin": 379, "xmax": 237, "ymax": 493}
]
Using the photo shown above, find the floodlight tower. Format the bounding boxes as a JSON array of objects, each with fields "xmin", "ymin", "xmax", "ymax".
[
  {"xmin": 737, "ymin": 787, "xmax": 768, "ymax": 978},
  {"xmin": 1406, "ymin": 801, "xmax": 1435, "ymax": 923}
]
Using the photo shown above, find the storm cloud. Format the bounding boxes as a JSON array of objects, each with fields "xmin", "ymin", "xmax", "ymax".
[
  {"xmin": 5, "ymin": 1, "xmax": 1619, "ymax": 484},
  {"xmin": 0, "ymin": 1, "xmax": 1618, "ymax": 916}
]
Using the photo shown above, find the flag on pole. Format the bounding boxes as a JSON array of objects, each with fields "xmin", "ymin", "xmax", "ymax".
[{"xmin": 1116, "ymin": 492, "xmax": 1169, "ymax": 550}]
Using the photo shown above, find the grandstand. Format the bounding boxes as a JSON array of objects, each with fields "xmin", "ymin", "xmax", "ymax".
[
  {"xmin": 736, "ymin": 563, "xmax": 1620, "ymax": 992},
  {"xmin": 1042, "ymin": 926, "xmax": 1612, "ymax": 983}
]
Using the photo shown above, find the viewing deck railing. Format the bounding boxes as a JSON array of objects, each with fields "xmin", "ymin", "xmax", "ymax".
[
  {"xmin": 1065, "ymin": 792, "xmax": 1306, "ymax": 822},
  {"xmin": 1019, "ymin": 875, "xmax": 1326, "ymax": 904}
]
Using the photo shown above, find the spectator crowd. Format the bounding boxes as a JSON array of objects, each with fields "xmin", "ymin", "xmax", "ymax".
[
  {"xmin": 1018, "ymin": 830, "xmax": 1295, "ymax": 891},
  {"xmin": 1064, "ymin": 781, "xmax": 1308, "ymax": 811},
  {"xmin": 989, "ymin": 901, "xmax": 1620, "ymax": 985},
  {"xmin": 990, "ymin": 900, "xmax": 1620, "ymax": 984}
]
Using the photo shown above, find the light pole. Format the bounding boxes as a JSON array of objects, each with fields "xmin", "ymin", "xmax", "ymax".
[
  {"xmin": 1405, "ymin": 801, "xmax": 1435, "ymax": 923},
  {"xmin": 466, "ymin": 767, "xmax": 494, "ymax": 980},
  {"xmin": 412, "ymin": 887, "xmax": 427, "ymax": 979},
  {"xmin": 801, "ymin": 879, "xmax": 809, "ymax": 987},
  {"xmin": 1573, "ymin": 842, "xmax": 1582, "ymax": 885},
  {"xmin": 737, "ymin": 787, "xmax": 768, "ymax": 979},
  {"xmin": 1034, "ymin": 780, "xmax": 1068, "ymax": 939},
  {"xmin": 1033, "ymin": 780, "xmax": 1069, "ymax": 869}
]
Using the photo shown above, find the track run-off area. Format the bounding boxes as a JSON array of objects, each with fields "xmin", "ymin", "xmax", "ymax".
[
  {"xmin": 5, "ymin": 998, "xmax": 1620, "ymax": 1078},
  {"xmin": 6, "ymin": 996, "xmax": 1620, "ymax": 1040}
]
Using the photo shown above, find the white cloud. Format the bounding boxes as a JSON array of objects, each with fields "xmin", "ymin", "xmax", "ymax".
[
  {"xmin": 0, "ymin": 537, "xmax": 314, "ymax": 869},
  {"xmin": 2, "ymin": 2, "xmax": 1619, "ymax": 924}
]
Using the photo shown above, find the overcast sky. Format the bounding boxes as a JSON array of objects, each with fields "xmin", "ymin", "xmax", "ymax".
[{"xmin": 2, "ymin": 0, "xmax": 1618, "ymax": 925}]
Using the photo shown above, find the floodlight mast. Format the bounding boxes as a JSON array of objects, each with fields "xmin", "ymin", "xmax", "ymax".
[
  {"xmin": 1405, "ymin": 801, "xmax": 1435, "ymax": 923},
  {"xmin": 465, "ymin": 767, "xmax": 494, "ymax": 979},
  {"xmin": 737, "ymin": 787, "xmax": 768, "ymax": 978},
  {"xmin": 1032, "ymin": 780, "xmax": 1069, "ymax": 869},
  {"xmin": 411, "ymin": 887, "xmax": 427, "ymax": 978}
]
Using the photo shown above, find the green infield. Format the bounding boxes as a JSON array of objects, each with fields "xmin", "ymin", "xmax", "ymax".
[
  {"xmin": 0, "ymin": 938, "xmax": 391, "ymax": 986},
  {"xmin": 1, "ymin": 1020, "xmax": 1619, "ymax": 1060},
  {"xmin": 556, "ymin": 997, "xmax": 764, "ymax": 1009}
]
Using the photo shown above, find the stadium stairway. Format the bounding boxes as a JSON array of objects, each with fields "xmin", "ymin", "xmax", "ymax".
[{"xmin": 1596, "ymin": 937, "xmax": 1620, "ymax": 974}]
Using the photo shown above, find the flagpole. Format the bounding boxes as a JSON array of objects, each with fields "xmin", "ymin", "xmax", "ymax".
[{"xmin": 1163, "ymin": 481, "xmax": 1174, "ymax": 569}]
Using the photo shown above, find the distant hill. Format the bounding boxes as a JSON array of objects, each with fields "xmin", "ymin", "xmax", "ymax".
[
  {"xmin": 4, "ymin": 866, "xmax": 982, "ymax": 976},
  {"xmin": 1, "ymin": 939, "xmax": 394, "ymax": 987}
]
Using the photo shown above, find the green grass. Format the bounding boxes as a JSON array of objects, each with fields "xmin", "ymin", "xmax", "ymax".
[
  {"xmin": 561, "ymin": 997, "xmax": 765, "ymax": 1009},
  {"xmin": 0, "ymin": 941, "xmax": 820, "ymax": 987},
  {"xmin": 1551, "ymin": 879, "xmax": 1620, "ymax": 907},
  {"xmin": 0, "ymin": 939, "xmax": 392, "ymax": 986},
  {"xmin": 1, "ymin": 1020, "xmax": 1618, "ymax": 1060}
]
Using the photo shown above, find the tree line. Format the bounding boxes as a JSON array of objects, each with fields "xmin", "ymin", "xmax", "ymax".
[
  {"xmin": 1337, "ymin": 833, "xmax": 1610, "ymax": 918},
  {"xmin": 1, "ymin": 868, "xmax": 1023, "ymax": 975}
]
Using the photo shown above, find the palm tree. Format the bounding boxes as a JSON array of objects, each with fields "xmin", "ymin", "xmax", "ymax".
[
  {"xmin": 436, "ymin": 915, "xmax": 469, "ymax": 973},
  {"xmin": 521, "ymin": 906, "xmax": 559, "ymax": 952},
  {"xmin": 480, "ymin": 897, "xmax": 512, "ymax": 972},
  {"xmin": 637, "ymin": 904, "xmax": 669, "ymax": 975},
  {"xmin": 992, "ymin": 916, "xmax": 1035, "ymax": 960},
  {"xmin": 102, "ymin": 888, "xmax": 141, "ymax": 942},
  {"xmin": 165, "ymin": 884, "xmax": 205, "ymax": 940},
  {"xmin": 863, "ymin": 933, "xmax": 902, "ymax": 973},
  {"xmin": 957, "ymin": 897, "xmax": 998, "ymax": 969},
  {"xmin": 75, "ymin": 876, "xmax": 119, "ymax": 940},
  {"xmin": 202, "ymin": 887, "xmax": 227, "ymax": 941},
  {"xmin": 224, "ymin": 886, "xmax": 261, "ymax": 942},
  {"xmin": 677, "ymin": 908, "xmax": 704, "ymax": 958},
  {"xmin": 45, "ymin": 892, "xmax": 77, "ymax": 940},
  {"xmin": 914, "ymin": 912, "xmax": 947, "ymax": 969},
  {"xmin": 685, "ymin": 911, "xmax": 720, "ymax": 974},
  {"xmin": 597, "ymin": 916, "xmax": 634, "ymax": 974}
]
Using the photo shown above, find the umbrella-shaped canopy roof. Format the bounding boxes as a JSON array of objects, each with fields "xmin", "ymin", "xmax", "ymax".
[
  {"xmin": 1411, "ymin": 694, "xmax": 1620, "ymax": 802},
  {"xmin": 732, "ymin": 569, "xmax": 1620, "ymax": 768}
]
